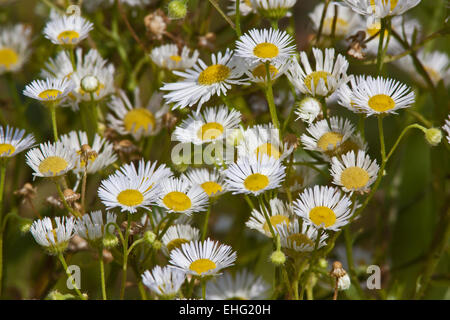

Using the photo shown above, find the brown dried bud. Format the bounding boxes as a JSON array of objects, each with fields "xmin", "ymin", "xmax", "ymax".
[
  {"xmin": 144, "ymin": 9, "xmax": 169, "ymax": 41},
  {"xmin": 103, "ymin": 127, "xmax": 119, "ymax": 141},
  {"xmin": 121, "ymin": 221, "xmax": 144, "ymax": 236},
  {"xmin": 68, "ymin": 235, "xmax": 88, "ymax": 252},
  {"xmin": 114, "ymin": 139, "xmax": 138, "ymax": 154},
  {"xmin": 347, "ymin": 31, "xmax": 367, "ymax": 60},
  {"xmin": 46, "ymin": 196, "xmax": 64, "ymax": 209},
  {"xmin": 162, "ymin": 112, "xmax": 178, "ymax": 130},
  {"xmin": 330, "ymin": 261, "xmax": 347, "ymax": 279},
  {"xmin": 198, "ymin": 32, "xmax": 216, "ymax": 50},
  {"xmin": 79, "ymin": 144, "xmax": 98, "ymax": 165},
  {"xmin": 14, "ymin": 183, "xmax": 37, "ymax": 201},
  {"xmin": 63, "ymin": 188, "xmax": 80, "ymax": 203},
  {"xmin": 283, "ymin": 133, "xmax": 300, "ymax": 151}
]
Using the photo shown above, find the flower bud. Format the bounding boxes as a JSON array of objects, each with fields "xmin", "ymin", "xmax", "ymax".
[
  {"xmin": 18, "ymin": 217, "xmax": 33, "ymax": 234},
  {"xmin": 270, "ymin": 250, "xmax": 286, "ymax": 266},
  {"xmin": 425, "ymin": 128, "xmax": 442, "ymax": 146},
  {"xmin": 144, "ymin": 231, "xmax": 156, "ymax": 245},
  {"xmin": 81, "ymin": 75, "xmax": 100, "ymax": 94},
  {"xmin": 167, "ymin": 0, "xmax": 187, "ymax": 20},
  {"xmin": 295, "ymin": 97, "xmax": 322, "ymax": 124},
  {"xmin": 102, "ymin": 232, "xmax": 119, "ymax": 249},
  {"xmin": 152, "ymin": 239, "xmax": 162, "ymax": 251}
]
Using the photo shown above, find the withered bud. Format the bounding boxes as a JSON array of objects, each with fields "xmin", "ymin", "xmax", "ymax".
[
  {"xmin": 63, "ymin": 188, "xmax": 80, "ymax": 203},
  {"xmin": 68, "ymin": 235, "xmax": 88, "ymax": 252},
  {"xmin": 330, "ymin": 261, "xmax": 347, "ymax": 279},
  {"xmin": 103, "ymin": 127, "xmax": 119, "ymax": 141},
  {"xmin": 121, "ymin": 221, "xmax": 144, "ymax": 236},
  {"xmin": 114, "ymin": 139, "xmax": 138, "ymax": 154},
  {"xmin": 144, "ymin": 9, "xmax": 169, "ymax": 41},
  {"xmin": 198, "ymin": 32, "xmax": 216, "ymax": 50},
  {"xmin": 14, "ymin": 182, "xmax": 37, "ymax": 201},
  {"xmin": 162, "ymin": 112, "xmax": 178, "ymax": 130},
  {"xmin": 283, "ymin": 133, "xmax": 300, "ymax": 151},
  {"xmin": 79, "ymin": 144, "xmax": 98, "ymax": 164},
  {"xmin": 347, "ymin": 31, "xmax": 366, "ymax": 60}
]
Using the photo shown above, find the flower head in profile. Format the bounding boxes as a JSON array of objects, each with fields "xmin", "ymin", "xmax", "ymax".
[
  {"xmin": 251, "ymin": 0, "xmax": 297, "ymax": 19},
  {"xmin": 30, "ymin": 216, "xmax": 75, "ymax": 254},
  {"xmin": 276, "ymin": 219, "xmax": 329, "ymax": 253},
  {"xmin": 23, "ymin": 78, "xmax": 75, "ymax": 104},
  {"xmin": 161, "ymin": 224, "xmax": 200, "ymax": 256},
  {"xmin": 142, "ymin": 265, "xmax": 186, "ymax": 298},
  {"xmin": 0, "ymin": 125, "xmax": 35, "ymax": 158},
  {"xmin": 150, "ymin": 44, "xmax": 199, "ymax": 70},
  {"xmin": 75, "ymin": 210, "xmax": 117, "ymax": 243},
  {"xmin": 43, "ymin": 14, "xmax": 93, "ymax": 45},
  {"xmin": 343, "ymin": 0, "xmax": 421, "ymax": 19}
]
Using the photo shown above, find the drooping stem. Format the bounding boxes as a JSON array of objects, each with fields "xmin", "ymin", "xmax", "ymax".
[
  {"xmin": 57, "ymin": 253, "xmax": 86, "ymax": 300},
  {"xmin": 264, "ymin": 62, "xmax": 280, "ymax": 130}
]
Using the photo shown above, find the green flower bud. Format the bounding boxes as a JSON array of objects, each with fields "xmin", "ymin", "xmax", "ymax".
[
  {"xmin": 167, "ymin": 0, "xmax": 187, "ymax": 20},
  {"xmin": 318, "ymin": 258, "xmax": 328, "ymax": 269},
  {"xmin": 102, "ymin": 232, "xmax": 119, "ymax": 249},
  {"xmin": 270, "ymin": 250, "xmax": 286, "ymax": 266},
  {"xmin": 17, "ymin": 217, "xmax": 33, "ymax": 234},
  {"xmin": 144, "ymin": 231, "xmax": 156, "ymax": 245},
  {"xmin": 152, "ymin": 239, "xmax": 162, "ymax": 251},
  {"xmin": 425, "ymin": 128, "xmax": 442, "ymax": 146}
]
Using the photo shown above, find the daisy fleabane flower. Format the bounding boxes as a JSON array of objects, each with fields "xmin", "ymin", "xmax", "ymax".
[
  {"xmin": 142, "ymin": 266, "xmax": 186, "ymax": 298},
  {"xmin": 26, "ymin": 141, "xmax": 78, "ymax": 178},
  {"xmin": 235, "ymin": 28, "xmax": 296, "ymax": 65},
  {"xmin": 287, "ymin": 47, "xmax": 351, "ymax": 97},
  {"xmin": 43, "ymin": 14, "xmax": 94, "ymax": 45},
  {"xmin": 309, "ymin": 3, "xmax": 362, "ymax": 38},
  {"xmin": 349, "ymin": 76, "xmax": 415, "ymax": 116},
  {"xmin": 443, "ymin": 115, "xmax": 450, "ymax": 144},
  {"xmin": 182, "ymin": 168, "xmax": 227, "ymax": 197},
  {"xmin": 251, "ymin": 0, "xmax": 297, "ymax": 19},
  {"xmin": 224, "ymin": 154, "xmax": 286, "ymax": 196},
  {"xmin": 276, "ymin": 219, "xmax": 329, "ymax": 252},
  {"xmin": 0, "ymin": 125, "xmax": 35, "ymax": 158},
  {"xmin": 98, "ymin": 161, "xmax": 160, "ymax": 214},
  {"xmin": 343, "ymin": 0, "xmax": 421, "ymax": 19},
  {"xmin": 157, "ymin": 177, "xmax": 209, "ymax": 215},
  {"xmin": 173, "ymin": 105, "xmax": 241, "ymax": 145},
  {"xmin": 331, "ymin": 150, "xmax": 379, "ymax": 193},
  {"xmin": 246, "ymin": 198, "xmax": 293, "ymax": 237},
  {"xmin": 30, "ymin": 216, "xmax": 75, "ymax": 254},
  {"xmin": 0, "ymin": 24, "xmax": 32, "ymax": 74},
  {"xmin": 293, "ymin": 185, "xmax": 353, "ymax": 231},
  {"xmin": 150, "ymin": 44, "xmax": 199, "ymax": 70},
  {"xmin": 161, "ymin": 49, "xmax": 246, "ymax": 112},
  {"xmin": 23, "ymin": 78, "xmax": 75, "ymax": 103},
  {"xmin": 162, "ymin": 224, "xmax": 200, "ymax": 256},
  {"xmin": 206, "ymin": 269, "xmax": 270, "ymax": 300},
  {"xmin": 169, "ymin": 238, "xmax": 237, "ymax": 278},
  {"xmin": 75, "ymin": 210, "xmax": 117, "ymax": 242}
]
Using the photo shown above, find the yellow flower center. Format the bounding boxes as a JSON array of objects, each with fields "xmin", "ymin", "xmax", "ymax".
[
  {"xmin": 317, "ymin": 132, "xmax": 343, "ymax": 151},
  {"xmin": 0, "ymin": 48, "xmax": 18, "ymax": 70},
  {"xmin": 189, "ymin": 258, "xmax": 216, "ymax": 275},
  {"xmin": 263, "ymin": 215, "xmax": 289, "ymax": 234},
  {"xmin": 124, "ymin": 108, "xmax": 156, "ymax": 134},
  {"xmin": 169, "ymin": 55, "xmax": 182, "ymax": 63},
  {"xmin": 368, "ymin": 94, "xmax": 395, "ymax": 112},
  {"xmin": 117, "ymin": 189, "xmax": 144, "ymax": 207},
  {"xmin": 0, "ymin": 143, "xmax": 16, "ymax": 156},
  {"xmin": 253, "ymin": 42, "xmax": 279, "ymax": 59},
  {"xmin": 166, "ymin": 238, "xmax": 190, "ymax": 252},
  {"xmin": 197, "ymin": 122, "xmax": 224, "ymax": 141},
  {"xmin": 366, "ymin": 21, "xmax": 389, "ymax": 38},
  {"xmin": 304, "ymin": 71, "xmax": 331, "ymax": 91},
  {"xmin": 288, "ymin": 233, "xmax": 315, "ymax": 247},
  {"xmin": 244, "ymin": 173, "xmax": 269, "ymax": 192},
  {"xmin": 251, "ymin": 63, "xmax": 278, "ymax": 78},
  {"xmin": 370, "ymin": 0, "xmax": 398, "ymax": 11},
  {"xmin": 38, "ymin": 156, "xmax": 68, "ymax": 175},
  {"xmin": 255, "ymin": 143, "xmax": 281, "ymax": 159},
  {"xmin": 201, "ymin": 181, "xmax": 223, "ymax": 196},
  {"xmin": 163, "ymin": 191, "xmax": 192, "ymax": 212},
  {"xmin": 309, "ymin": 206, "xmax": 336, "ymax": 228},
  {"xmin": 38, "ymin": 89, "xmax": 62, "ymax": 100},
  {"xmin": 198, "ymin": 64, "xmax": 231, "ymax": 85},
  {"xmin": 340, "ymin": 166, "xmax": 370, "ymax": 190},
  {"xmin": 57, "ymin": 30, "xmax": 80, "ymax": 44},
  {"xmin": 323, "ymin": 18, "xmax": 349, "ymax": 34}
]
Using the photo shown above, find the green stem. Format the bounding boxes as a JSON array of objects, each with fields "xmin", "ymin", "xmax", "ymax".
[
  {"xmin": 264, "ymin": 62, "xmax": 280, "ymax": 130},
  {"xmin": 344, "ymin": 226, "xmax": 365, "ymax": 299},
  {"xmin": 300, "ymin": 229, "xmax": 322, "ymax": 299},
  {"xmin": 235, "ymin": 0, "xmax": 242, "ymax": 37},
  {"xmin": 244, "ymin": 194, "xmax": 255, "ymax": 210},
  {"xmin": 315, "ymin": 0, "xmax": 330, "ymax": 45},
  {"xmin": 386, "ymin": 123, "xmax": 426, "ymax": 162},
  {"xmin": 120, "ymin": 215, "xmax": 131, "ymax": 300},
  {"xmin": 57, "ymin": 253, "xmax": 86, "ymax": 300},
  {"xmin": 0, "ymin": 161, "xmax": 6, "ymax": 297},
  {"xmin": 98, "ymin": 246, "xmax": 107, "ymax": 300},
  {"xmin": 376, "ymin": 18, "xmax": 387, "ymax": 74},
  {"xmin": 201, "ymin": 278, "xmax": 206, "ymax": 300},
  {"xmin": 208, "ymin": 0, "xmax": 236, "ymax": 30},
  {"xmin": 378, "ymin": 115, "xmax": 386, "ymax": 162},
  {"xmin": 201, "ymin": 205, "xmax": 211, "ymax": 241},
  {"xmin": 258, "ymin": 196, "xmax": 276, "ymax": 240},
  {"xmin": 50, "ymin": 104, "xmax": 58, "ymax": 142}
]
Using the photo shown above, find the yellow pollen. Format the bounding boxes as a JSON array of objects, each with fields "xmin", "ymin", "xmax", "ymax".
[
  {"xmin": 163, "ymin": 191, "xmax": 192, "ymax": 212},
  {"xmin": 0, "ymin": 143, "xmax": 16, "ymax": 156},
  {"xmin": 288, "ymin": 233, "xmax": 315, "ymax": 247},
  {"xmin": 251, "ymin": 63, "xmax": 278, "ymax": 78},
  {"xmin": 317, "ymin": 132, "xmax": 343, "ymax": 151},
  {"xmin": 198, "ymin": 64, "xmax": 231, "ymax": 85},
  {"xmin": 166, "ymin": 238, "xmax": 190, "ymax": 252},
  {"xmin": 368, "ymin": 94, "xmax": 395, "ymax": 112},
  {"xmin": 38, "ymin": 89, "xmax": 62, "ymax": 100},
  {"xmin": 169, "ymin": 55, "xmax": 182, "ymax": 63},
  {"xmin": 244, "ymin": 173, "xmax": 269, "ymax": 192},
  {"xmin": 117, "ymin": 189, "xmax": 144, "ymax": 207},
  {"xmin": 263, "ymin": 215, "xmax": 289, "ymax": 234},
  {"xmin": 0, "ymin": 48, "xmax": 18, "ymax": 70},
  {"xmin": 370, "ymin": 0, "xmax": 398, "ymax": 11},
  {"xmin": 253, "ymin": 42, "xmax": 279, "ymax": 59},
  {"xmin": 189, "ymin": 258, "xmax": 216, "ymax": 275},
  {"xmin": 197, "ymin": 122, "xmax": 224, "ymax": 141},
  {"xmin": 309, "ymin": 206, "xmax": 336, "ymax": 228},
  {"xmin": 341, "ymin": 166, "xmax": 370, "ymax": 190},
  {"xmin": 304, "ymin": 71, "xmax": 331, "ymax": 91},
  {"xmin": 124, "ymin": 108, "xmax": 156, "ymax": 134},
  {"xmin": 38, "ymin": 156, "xmax": 68, "ymax": 175},
  {"xmin": 255, "ymin": 143, "xmax": 281, "ymax": 159},
  {"xmin": 57, "ymin": 30, "xmax": 80, "ymax": 44},
  {"xmin": 201, "ymin": 181, "xmax": 223, "ymax": 196}
]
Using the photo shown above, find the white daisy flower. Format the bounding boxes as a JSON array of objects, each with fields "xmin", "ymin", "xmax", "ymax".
[
  {"xmin": 173, "ymin": 105, "xmax": 242, "ymax": 145},
  {"xmin": 294, "ymin": 97, "xmax": 322, "ymax": 124},
  {"xmin": 182, "ymin": 168, "xmax": 226, "ymax": 197},
  {"xmin": 30, "ymin": 216, "xmax": 75, "ymax": 254},
  {"xmin": 246, "ymin": 198, "xmax": 294, "ymax": 237},
  {"xmin": 293, "ymin": 185, "xmax": 353, "ymax": 231},
  {"xmin": 60, "ymin": 130, "xmax": 117, "ymax": 174},
  {"xmin": 276, "ymin": 219, "xmax": 328, "ymax": 252},
  {"xmin": 150, "ymin": 44, "xmax": 199, "ymax": 70},
  {"xmin": 43, "ymin": 14, "xmax": 94, "ymax": 45},
  {"xmin": 228, "ymin": 0, "xmax": 255, "ymax": 16},
  {"xmin": 397, "ymin": 50, "xmax": 450, "ymax": 87},
  {"xmin": 235, "ymin": 28, "xmax": 296, "ymax": 65},
  {"xmin": 237, "ymin": 123, "xmax": 293, "ymax": 160},
  {"xmin": 161, "ymin": 49, "xmax": 246, "ymax": 112},
  {"xmin": 157, "ymin": 177, "xmax": 209, "ymax": 215},
  {"xmin": 169, "ymin": 238, "xmax": 237, "ymax": 278},
  {"xmin": 349, "ymin": 76, "xmax": 415, "ymax": 116},
  {"xmin": 206, "ymin": 269, "xmax": 270, "ymax": 300},
  {"xmin": 337, "ymin": 75, "xmax": 368, "ymax": 114},
  {"xmin": 343, "ymin": 0, "xmax": 421, "ymax": 19},
  {"xmin": 224, "ymin": 154, "xmax": 286, "ymax": 196},
  {"xmin": 75, "ymin": 210, "xmax": 117, "ymax": 242},
  {"xmin": 23, "ymin": 78, "xmax": 76, "ymax": 103},
  {"xmin": 331, "ymin": 150, "xmax": 379, "ymax": 193},
  {"xmin": 107, "ymin": 89, "xmax": 169, "ymax": 140},
  {"xmin": 142, "ymin": 265, "xmax": 186, "ymax": 298},
  {"xmin": 127, "ymin": 159, "xmax": 173, "ymax": 192},
  {"xmin": 26, "ymin": 141, "xmax": 78, "ymax": 178},
  {"xmin": 0, "ymin": 24, "xmax": 32, "ymax": 74},
  {"xmin": 162, "ymin": 224, "xmax": 201, "ymax": 256},
  {"xmin": 98, "ymin": 161, "xmax": 160, "ymax": 214},
  {"xmin": 251, "ymin": 0, "xmax": 297, "ymax": 19},
  {"xmin": 0, "ymin": 125, "xmax": 35, "ymax": 158},
  {"xmin": 309, "ymin": 2, "xmax": 362, "ymax": 38}
]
